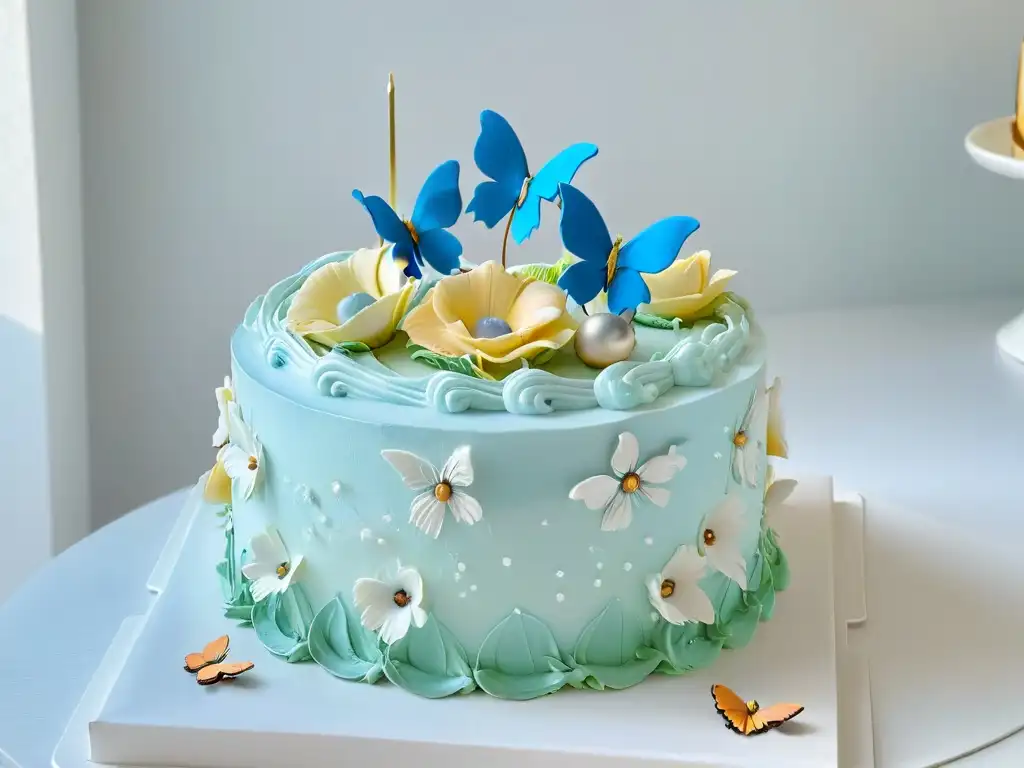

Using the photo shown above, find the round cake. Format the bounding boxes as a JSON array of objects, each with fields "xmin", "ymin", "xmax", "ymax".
[{"xmin": 200, "ymin": 107, "xmax": 790, "ymax": 701}]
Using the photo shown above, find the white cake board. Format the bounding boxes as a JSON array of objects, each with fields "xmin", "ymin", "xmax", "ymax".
[
  {"xmin": 53, "ymin": 475, "xmax": 864, "ymax": 768},
  {"xmin": 964, "ymin": 116, "xmax": 1024, "ymax": 365}
]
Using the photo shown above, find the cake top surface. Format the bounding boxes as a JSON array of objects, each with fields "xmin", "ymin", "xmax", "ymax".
[{"xmin": 236, "ymin": 95, "xmax": 758, "ymax": 418}]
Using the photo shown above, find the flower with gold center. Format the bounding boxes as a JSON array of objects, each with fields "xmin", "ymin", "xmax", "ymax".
[
  {"xmin": 286, "ymin": 246, "xmax": 415, "ymax": 350},
  {"xmin": 639, "ymin": 250, "xmax": 737, "ymax": 322},
  {"xmin": 220, "ymin": 402, "xmax": 263, "ymax": 501},
  {"xmin": 241, "ymin": 528, "xmax": 304, "ymax": 603},
  {"xmin": 353, "ymin": 565, "xmax": 427, "ymax": 645},
  {"xmin": 697, "ymin": 494, "xmax": 749, "ymax": 588},
  {"xmin": 646, "ymin": 545, "xmax": 715, "ymax": 626},
  {"xmin": 380, "ymin": 445, "xmax": 481, "ymax": 539},
  {"xmin": 401, "ymin": 260, "xmax": 578, "ymax": 373},
  {"xmin": 569, "ymin": 432, "xmax": 687, "ymax": 532}
]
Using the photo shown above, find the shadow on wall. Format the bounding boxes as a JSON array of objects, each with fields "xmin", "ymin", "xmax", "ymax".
[{"xmin": 0, "ymin": 315, "xmax": 53, "ymax": 605}]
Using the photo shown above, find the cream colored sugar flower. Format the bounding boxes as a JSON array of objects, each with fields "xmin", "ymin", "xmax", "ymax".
[
  {"xmin": 640, "ymin": 250, "xmax": 736, "ymax": 321},
  {"xmin": 286, "ymin": 246, "xmax": 414, "ymax": 349},
  {"xmin": 402, "ymin": 260, "xmax": 577, "ymax": 369}
]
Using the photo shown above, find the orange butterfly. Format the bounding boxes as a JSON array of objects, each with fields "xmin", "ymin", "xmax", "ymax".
[
  {"xmin": 711, "ymin": 684, "xmax": 803, "ymax": 735},
  {"xmin": 183, "ymin": 634, "xmax": 254, "ymax": 686}
]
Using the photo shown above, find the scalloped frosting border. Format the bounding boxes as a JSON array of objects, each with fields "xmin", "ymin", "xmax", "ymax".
[
  {"xmin": 241, "ymin": 252, "xmax": 754, "ymax": 415},
  {"xmin": 220, "ymin": 525, "xmax": 787, "ymax": 700}
]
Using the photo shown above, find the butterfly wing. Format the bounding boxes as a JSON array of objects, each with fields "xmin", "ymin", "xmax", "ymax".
[
  {"xmin": 352, "ymin": 190, "xmax": 411, "ymax": 248},
  {"xmin": 466, "ymin": 110, "xmax": 528, "ymax": 228},
  {"xmin": 751, "ymin": 703, "xmax": 804, "ymax": 734},
  {"xmin": 529, "ymin": 143, "xmax": 599, "ymax": 202},
  {"xmin": 555, "ymin": 183, "xmax": 614, "ymax": 307},
  {"xmin": 607, "ymin": 268, "xmax": 651, "ymax": 315},
  {"xmin": 416, "ymin": 228, "xmax": 463, "ymax": 277},
  {"xmin": 196, "ymin": 661, "xmax": 255, "ymax": 686},
  {"xmin": 617, "ymin": 216, "xmax": 701, "ymax": 276},
  {"xmin": 510, "ymin": 142, "xmax": 598, "ymax": 244},
  {"xmin": 711, "ymin": 684, "xmax": 754, "ymax": 736},
  {"xmin": 184, "ymin": 634, "xmax": 230, "ymax": 672},
  {"xmin": 411, "ymin": 160, "xmax": 463, "ymax": 233}
]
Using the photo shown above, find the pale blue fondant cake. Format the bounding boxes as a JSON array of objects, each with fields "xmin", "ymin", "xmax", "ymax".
[{"xmin": 200, "ymin": 105, "xmax": 791, "ymax": 700}]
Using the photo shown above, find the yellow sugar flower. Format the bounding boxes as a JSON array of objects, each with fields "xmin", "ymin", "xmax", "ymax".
[
  {"xmin": 640, "ymin": 251, "xmax": 736, "ymax": 321},
  {"xmin": 203, "ymin": 447, "xmax": 233, "ymax": 505},
  {"xmin": 766, "ymin": 377, "xmax": 788, "ymax": 459},
  {"xmin": 286, "ymin": 246, "xmax": 414, "ymax": 350},
  {"xmin": 402, "ymin": 260, "xmax": 577, "ymax": 370}
]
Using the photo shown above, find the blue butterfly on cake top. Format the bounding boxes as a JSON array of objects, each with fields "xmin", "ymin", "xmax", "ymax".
[
  {"xmin": 556, "ymin": 183, "xmax": 700, "ymax": 315},
  {"xmin": 352, "ymin": 159, "xmax": 463, "ymax": 279},
  {"xmin": 466, "ymin": 110, "xmax": 598, "ymax": 244}
]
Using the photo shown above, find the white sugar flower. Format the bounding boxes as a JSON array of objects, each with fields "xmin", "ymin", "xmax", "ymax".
[
  {"xmin": 762, "ymin": 466, "xmax": 797, "ymax": 531},
  {"xmin": 220, "ymin": 402, "xmax": 262, "ymax": 500},
  {"xmin": 353, "ymin": 565, "xmax": 428, "ymax": 645},
  {"xmin": 646, "ymin": 545, "xmax": 715, "ymax": 625},
  {"xmin": 212, "ymin": 375, "xmax": 234, "ymax": 448},
  {"xmin": 242, "ymin": 528, "xmax": 304, "ymax": 602},
  {"xmin": 697, "ymin": 494, "xmax": 749, "ymax": 588},
  {"xmin": 569, "ymin": 432, "xmax": 687, "ymax": 532},
  {"xmin": 732, "ymin": 386, "xmax": 769, "ymax": 488},
  {"xmin": 380, "ymin": 446, "xmax": 481, "ymax": 538}
]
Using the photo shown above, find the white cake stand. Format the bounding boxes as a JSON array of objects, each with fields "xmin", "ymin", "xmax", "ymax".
[{"xmin": 965, "ymin": 116, "xmax": 1024, "ymax": 364}]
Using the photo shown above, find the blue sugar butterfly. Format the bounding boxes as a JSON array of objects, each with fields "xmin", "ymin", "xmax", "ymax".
[
  {"xmin": 556, "ymin": 183, "xmax": 700, "ymax": 315},
  {"xmin": 352, "ymin": 159, "xmax": 463, "ymax": 279},
  {"xmin": 466, "ymin": 110, "xmax": 598, "ymax": 243}
]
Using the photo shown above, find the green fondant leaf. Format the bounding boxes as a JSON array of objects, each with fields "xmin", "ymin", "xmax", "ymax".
[
  {"xmin": 751, "ymin": 554, "xmax": 776, "ymax": 620},
  {"xmin": 473, "ymin": 610, "xmax": 576, "ymax": 700},
  {"xmin": 514, "ymin": 252, "xmax": 574, "ymax": 285},
  {"xmin": 719, "ymin": 602, "xmax": 761, "ymax": 650},
  {"xmin": 646, "ymin": 621, "xmax": 724, "ymax": 675},
  {"xmin": 406, "ymin": 344, "xmax": 486, "ymax": 379},
  {"xmin": 252, "ymin": 585, "xmax": 314, "ymax": 663},
  {"xmin": 572, "ymin": 599, "xmax": 661, "ymax": 690},
  {"xmin": 762, "ymin": 527, "xmax": 790, "ymax": 591},
  {"xmin": 632, "ymin": 312, "xmax": 683, "ymax": 330},
  {"xmin": 215, "ymin": 526, "xmax": 254, "ymax": 625},
  {"xmin": 308, "ymin": 595, "xmax": 384, "ymax": 683},
  {"xmin": 332, "ymin": 341, "xmax": 373, "ymax": 357},
  {"xmin": 383, "ymin": 614, "xmax": 475, "ymax": 699}
]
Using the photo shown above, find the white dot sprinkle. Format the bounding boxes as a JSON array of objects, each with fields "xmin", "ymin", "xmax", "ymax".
[
  {"xmin": 359, "ymin": 528, "xmax": 372, "ymax": 541},
  {"xmin": 713, "ymin": 451, "xmax": 723, "ymax": 460},
  {"xmin": 377, "ymin": 538, "xmax": 386, "ymax": 546},
  {"xmin": 555, "ymin": 570, "xmax": 564, "ymax": 578},
  {"xmin": 650, "ymin": 611, "xmax": 660, "ymax": 622},
  {"xmin": 459, "ymin": 592, "xmax": 467, "ymax": 598},
  {"xmin": 593, "ymin": 579, "xmax": 602, "ymax": 588},
  {"xmin": 283, "ymin": 475, "xmax": 292, "ymax": 484},
  {"xmin": 623, "ymin": 562, "xmax": 633, "ymax": 572},
  {"xmin": 513, "ymin": 608, "xmax": 522, "ymax": 614},
  {"xmin": 470, "ymin": 584, "xmax": 478, "ymax": 592},
  {"xmin": 457, "ymin": 562, "xmax": 466, "ymax": 572},
  {"xmin": 317, "ymin": 513, "xmax": 330, "ymax": 526},
  {"xmin": 330, "ymin": 481, "xmax": 342, "ymax": 496},
  {"xmin": 541, "ymin": 519, "xmax": 549, "ymax": 527},
  {"xmin": 555, "ymin": 593, "xmax": 565, "ymax": 603},
  {"xmin": 588, "ymin": 545, "xmax": 596, "ymax": 554},
  {"xmin": 723, "ymin": 425, "xmax": 732, "ymax": 433},
  {"xmin": 644, "ymin": 536, "xmax": 653, "ymax": 546},
  {"xmin": 303, "ymin": 527, "xmax": 314, "ymax": 541},
  {"xmin": 502, "ymin": 557, "xmax": 512, "ymax": 567},
  {"xmin": 382, "ymin": 514, "xmax": 392, "ymax": 524},
  {"xmin": 596, "ymin": 562, "xmax": 604, "ymax": 570},
  {"xmin": 454, "ymin": 572, "xmax": 462, "ymax": 582}
]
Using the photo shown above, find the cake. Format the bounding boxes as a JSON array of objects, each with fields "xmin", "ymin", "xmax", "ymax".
[{"xmin": 199, "ymin": 101, "xmax": 790, "ymax": 702}]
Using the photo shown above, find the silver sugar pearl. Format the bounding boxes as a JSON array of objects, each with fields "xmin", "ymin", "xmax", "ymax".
[{"xmin": 574, "ymin": 312, "xmax": 637, "ymax": 369}]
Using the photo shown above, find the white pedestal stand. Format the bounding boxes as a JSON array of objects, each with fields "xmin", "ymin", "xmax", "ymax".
[{"xmin": 965, "ymin": 116, "xmax": 1024, "ymax": 364}]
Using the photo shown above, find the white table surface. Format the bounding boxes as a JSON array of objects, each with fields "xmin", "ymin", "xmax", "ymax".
[{"xmin": 2, "ymin": 299, "xmax": 1023, "ymax": 768}]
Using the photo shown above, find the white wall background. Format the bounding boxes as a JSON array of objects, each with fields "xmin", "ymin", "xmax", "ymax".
[{"xmin": 78, "ymin": 0, "xmax": 1024, "ymax": 526}]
